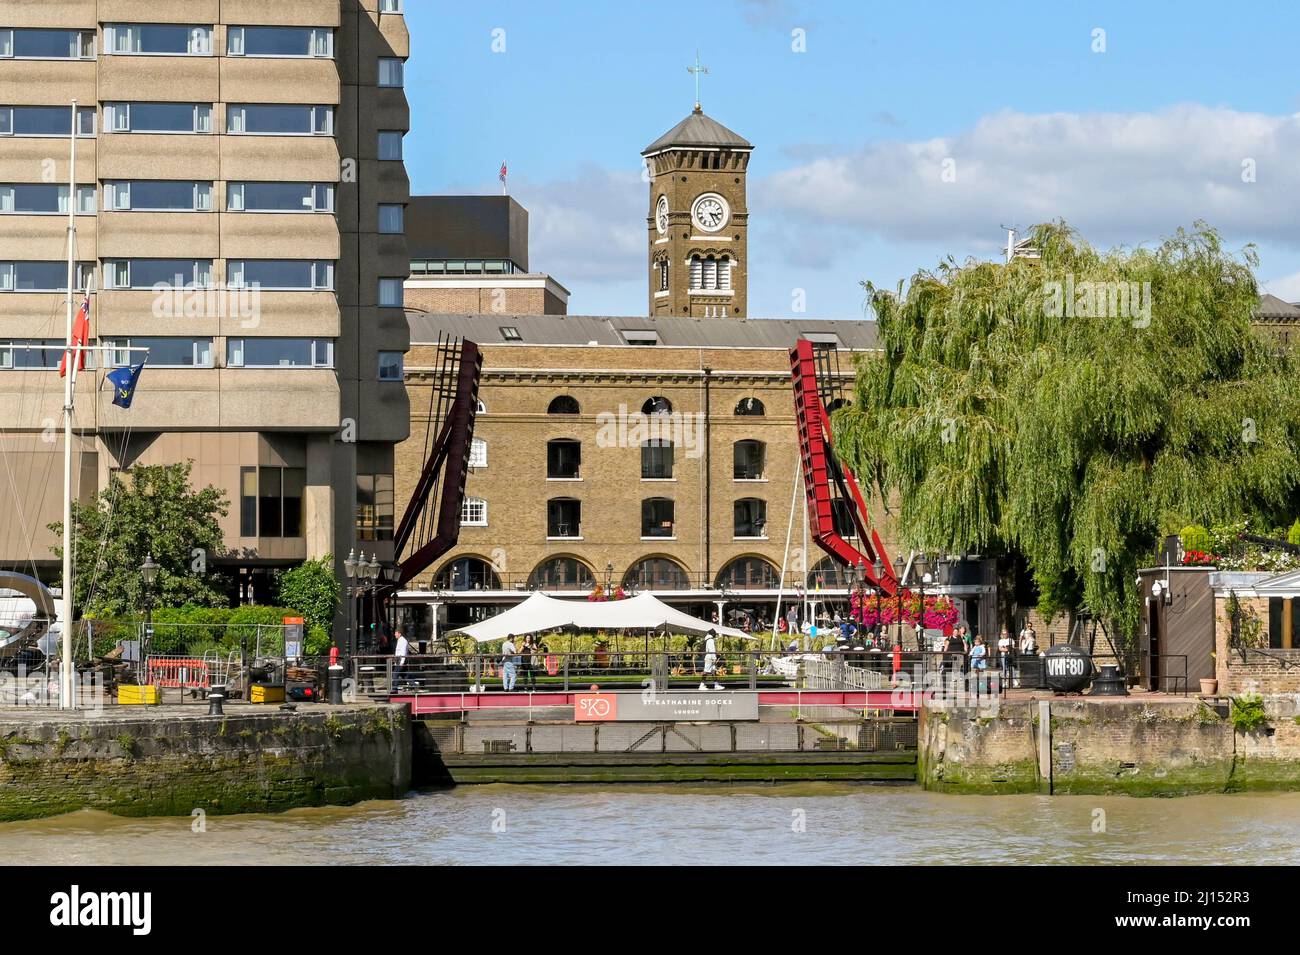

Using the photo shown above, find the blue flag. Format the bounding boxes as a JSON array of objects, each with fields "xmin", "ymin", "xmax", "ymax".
[{"xmin": 107, "ymin": 363, "xmax": 144, "ymax": 409}]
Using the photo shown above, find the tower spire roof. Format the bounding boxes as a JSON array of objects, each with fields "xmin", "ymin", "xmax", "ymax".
[{"xmin": 641, "ymin": 109, "xmax": 753, "ymax": 156}]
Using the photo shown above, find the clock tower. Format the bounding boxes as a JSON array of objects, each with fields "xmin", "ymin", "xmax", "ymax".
[{"xmin": 642, "ymin": 105, "xmax": 752, "ymax": 318}]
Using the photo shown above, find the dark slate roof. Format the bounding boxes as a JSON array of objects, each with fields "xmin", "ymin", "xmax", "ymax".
[
  {"xmin": 407, "ymin": 312, "xmax": 877, "ymax": 350},
  {"xmin": 1255, "ymin": 293, "xmax": 1300, "ymax": 322},
  {"xmin": 642, "ymin": 106, "xmax": 753, "ymax": 155}
]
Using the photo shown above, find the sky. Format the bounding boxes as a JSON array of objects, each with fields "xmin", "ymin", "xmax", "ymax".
[{"xmin": 404, "ymin": 0, "xmax": 1300, "ymax": 321}]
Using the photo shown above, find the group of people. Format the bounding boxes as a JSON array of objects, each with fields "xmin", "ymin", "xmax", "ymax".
[
  {"xmin": 934, "ymin": 623, "xmax": 1037, "ymax": 687},
  {"xmin": 497, "ymin": 634, "xmax": 551, "ymax": 691}
]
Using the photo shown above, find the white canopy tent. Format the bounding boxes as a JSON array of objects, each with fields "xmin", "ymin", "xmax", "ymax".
[{"xmin": 450, "ymin": 591, "xmax": 752, "ymax": 643}]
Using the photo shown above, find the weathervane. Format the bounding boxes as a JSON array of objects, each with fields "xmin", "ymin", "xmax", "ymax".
[{"xmin": 687, "ymin": 50, "xmax": 709, "ymax": 110}]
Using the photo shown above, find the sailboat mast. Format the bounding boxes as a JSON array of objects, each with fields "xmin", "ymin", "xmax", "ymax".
[{"xmin": 60, "ymin": 99, "xmax": 76, "ymax": 710}]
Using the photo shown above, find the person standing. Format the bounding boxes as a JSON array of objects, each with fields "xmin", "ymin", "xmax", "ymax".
[
  {"xmin": 997, "ymin": 628, "xmax": 1014, "ymax": 686},
  {"xmin": 520, "ymin": 634, "xmax": 539, "ymax": 691},
  {"xmin": 501, "ymin": 633, "xmax": 519, "ymax": 692},
  {"xmin": 392, "ymin": 629, "xmax": 409, "ymax": 689},
  {"xmin": 970, "ymin": 635, "xmax": 988, "ymax": 694},
  {"xmin": 699, "ymin": 629, "xmax": 723, "ymax": 691}
]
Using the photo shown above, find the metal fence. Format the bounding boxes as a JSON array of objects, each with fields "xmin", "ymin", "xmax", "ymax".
[{"xmin": 422, "ymin": 719, "xmax": 918, "ymax": 755}]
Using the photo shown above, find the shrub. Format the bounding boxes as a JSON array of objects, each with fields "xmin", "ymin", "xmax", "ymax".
[
  {"xmin": 1180, "ymin": 524, "xmax": 1211, "ymax": 554},
  {"xmin": 1288, "ymin": 519, "xmax": 1300, "ymax": 547},
  {"xmin": 1230, "ymin": 694, "xmax": 1268, "ymax": 733}
]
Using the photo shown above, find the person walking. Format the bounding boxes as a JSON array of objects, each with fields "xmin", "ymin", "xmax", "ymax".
[
  {"xmin": 501, "ymin": 633, "xmax": 519, "ymax": 692},
  {"xmin": 392, "ymin": 629, "xmax": 409, "ymax": 690},
  {"xmin": 699, "ymin": 629, "xmax": 723, "ymax": 691}
]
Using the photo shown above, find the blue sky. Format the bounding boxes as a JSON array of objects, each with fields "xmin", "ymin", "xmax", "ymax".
[{"xmin": 405, "ymin": 0, "xmax": 1300, "ymax": 319}]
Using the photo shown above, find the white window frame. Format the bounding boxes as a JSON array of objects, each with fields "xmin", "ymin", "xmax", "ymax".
[
  {"xmin": 468, "ymin": 438, "xmax": 487, "ymax": 469},
  {"xmin": 0, "ymin": 184, "xmax": 95, "ymax": 215},
  {"xmin": 0, "ymin": 261, "xmax": 95, "ymax": 292},
  {"xmin": 226, "ymin": 26, "xmax": 334, "ymax": 58},
  {"xmin": 226, "ymin": 260, "xmax": 335, "ymax": 291},
  {"xmin": 227, "ymin": 337, "xmax": 333, "ymax": 368},
  {"xmin": 103, "ymin": 24, "xmax": 212, "ymax": 56},
  {"xmin": 378, "ymin": 57, "xmax": 404, "ymax": 87},
  {"xmin": 226, "ymin": 182, "xmax": 334, "ymax": 213},
  {"xmin": 103, "ymin": 181, "xmax": 211, "ymax": 212},
  {"xmin": 226, "ymin": 105, "xmax": 334, "ymax": 136},
  {"xmin": 380, "ymin": 0, "xmax": 404, "ymax": 12},
  {"xmin": 0, "ymin": 106, "xmax": 96, "ymax": 138},
  {"xmin": 108, "ymin": 338, "xmax": 213, "ymax": 368},
  {"xmin": 102, "ymin": 102, "xmax": 212, "ymax": 134},
  {"xmin": 101, "ymin": 259, "xmax": 213, "ymax": 290},
  {"xmin": 461, "ymin": 498, "xmax": 487, "ymax": 527},
  {"xmin": 0, "ymin": 28, "xmax": 96, "ymax": 60}
]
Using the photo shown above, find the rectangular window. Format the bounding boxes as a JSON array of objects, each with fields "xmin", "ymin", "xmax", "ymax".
[
  {"xmin": 378, "ymin": 278, "xmax": 404, "ymax": 307},
  {"xmin": 106, "ymin": 337, "xmax": 212, "ymax": 368},
  {"xmin": 547, "ymin": 499, "xmax": 581, "ymax": 539},
  {"xmin": 102, "ymin": 259, "xmax": 212, "ymax": 289},
  {"xmin": 0, "ymin": 184, "xmax": 95, "ymax": 214},
  {"xmin": 227, "ymin": 260, "xmax": 334, "ymax": 291},
  {"xmin": 0, "ymin": 339, "xmax": 95, "ymax": 371},
  {"xmin": 469, "ymin": 438, "xmax": 487, "ymax": 469},
  {"xmin": 227, "ymin": 27, "xmax": 333, "ymax": 58},
  {"xmin": 104, "ymin": 24, "xmax": 211, "ymax": 55},
  {"xmin": 0, "ymin": 261, "xmax": 95, "ymax": 292},
  {"xmin": 0, "ymin": 106, "xmax": 96, "ymax": 137},
  {"xmin": 378, "ymin": 57, "xmax": 404, "ymax": 87},
  {"xmin": 641, "ymin": 440, "xmax": 674, "ymax": 479},
  {"xmin": 227, "ymin": 182, "xmax": 333, "ymax": 213},
  {"xmin": 259, "ymin": 466, "xmax": 282, "ymax": 538},
  {"xmin": 103, "ymin": 181, "xmax": 211, "ymax": 212},
  {"xmin": 102, "ymin": 102, "xmax": 212, "ymax": 134},
  {"xmin": 0, "ymin": 28, "xmax": 95, "ymax": 59},
  {"xmin": 356, "ymin": 474, "xmax": 395, "ymax": 541},
  {"xmin": 380, "ymin": 0, "xmax": 404, "ymax": 11},
  {"xmin": 642, "ymin": 499, "xmax": 675, "ymax": 538},
  {"xmin": 461, "ymin": 498, "xmax": 487, "ymax": 527},
  {"xmin": 239, "ymin": 467, "xmax": 257, "ymax": 537},
  {"xmin": 547, "ymin": 441, "xmax": 581, "ymax": 479},
  {"xmin": 377, "ymin": 131, "xmax": 403, "ymax": 160},
  {"xmin": 227, "ymin": 105, "xmax": 333, "ymax": 136},
  {"xmin": 227, "ymin": 337, "xmax": 333, "ymax": 368},
  {"xmin": 378, "ymin": 351, "xmax": 403, "ymax": 380},
  {"xmin": 378, "ymin": 203, "xmax": 404, "ymax": 234}
]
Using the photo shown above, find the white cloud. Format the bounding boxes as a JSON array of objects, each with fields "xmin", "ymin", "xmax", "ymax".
[
  {"xmin": 512, "ymin": 165, "xmax": 645, "ymax": 285},
  {"xmin": 1262, "ymin": 270, "xmax": 1300, "ymax": 302},
  {"xmin": 756, "ymin": 104, "xmax": 1300, "ymax": 257}
]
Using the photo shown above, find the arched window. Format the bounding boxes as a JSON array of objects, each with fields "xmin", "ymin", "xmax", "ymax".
[
  {"xmin": 641, "ymin": 439, "xmax": 674, "ymax": 479},
  {"xmin": 548, "ymin": 395, "xmax": 580, "ymax": 415},
  {"xmin": 717, "ymin": 556, "xmax": 780, "ymax": 590},
  {"xmin": 733, "ymin": 440, "xmax": 766, "ymax": 480},
  {"xmin": 641, "ymin": 396, "xmax": 672, "ymax": 415},
  {"xmin": 529, "ymin": 556, "xmax": 595, "ymax": 591},
  {"xmin": 475, "ymin": 398, "xmax": 487, "ymax": 414},
  {"xmin": 641, "ymin": 497, "xmax": 675, "ymax": 538},
  {"xmin": 468, "ymin": 437, "xmax": 487, "ymax": 468},
  {"xmin": 547, "ymin": 498, "xmax": 581, "ymax": 538},
  {"xmin": 547, "ymin": 438, "xmax": 581, "ymax": 479},
  {"xmin": 733, "ymin": 498, "xmax": 768, "ymax": 538},
  {"xmin": 434, "ymin": 556, "xmax": 500, "ymax": 592},
  {"xmin": 734, "ymin": 396, "xmax": 765, "ymax": 416},
  {"xmin": 460, "ymin": 497, "xmax": 487, "ymax": 526},
  {"xmin": 807, "ymin": 556, "xmax": 847, "ymax": 590},
  {"xmin": 623, "ymin": 557, "xmax": 690, "ymax": 591}
]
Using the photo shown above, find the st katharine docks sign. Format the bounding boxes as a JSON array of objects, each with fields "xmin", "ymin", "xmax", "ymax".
[{"xmin": 574, "ymin": 690, "xmax": 760, "ymax": 722}]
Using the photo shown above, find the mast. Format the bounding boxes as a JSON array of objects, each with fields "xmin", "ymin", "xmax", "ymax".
[{"xmin": 60, "ymin": 99, "xmax": 76, "ymax": 710}]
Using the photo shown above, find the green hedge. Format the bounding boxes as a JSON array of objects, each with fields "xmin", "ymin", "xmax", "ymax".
[{"xmin": 90, "ymin": 605, "xmax": 310, "ymax": 658}]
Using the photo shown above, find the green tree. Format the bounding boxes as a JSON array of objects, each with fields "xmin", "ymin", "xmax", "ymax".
[
  {"xmin": 276, "ymin": 556, "xmax": 340, "ymax": 652},
  {"xmin": 49, "ymin": 461, "xmax": 229, "ymax": 617},
  {"xmin": 1288, "ymin": 519, "xmax": 1300, "ymax": 547},
  {"xmin": 836, "ymin": 221, "xmax": 1300, "ymax": 644},
  {"xmin": 1181, "ymin": 524, "xmax": 1212, "ymax": 553}
]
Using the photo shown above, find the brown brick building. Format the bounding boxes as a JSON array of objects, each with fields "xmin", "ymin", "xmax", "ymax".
[{"xmin": 395, "ymin": 313, "xmax": 892, "ymax": 634}]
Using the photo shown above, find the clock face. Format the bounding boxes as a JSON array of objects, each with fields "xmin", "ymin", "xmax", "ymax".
[
  {"xmin": 691, "ymin": 193, "xmax": 729, "ymax": 232},
  {"xmin": 655, "ymin": 195, "xmax": 668, "ymax": 235}
]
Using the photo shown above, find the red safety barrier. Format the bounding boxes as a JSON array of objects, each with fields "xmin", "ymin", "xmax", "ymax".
[{"xmin": 147, "ymin": 657, "xmax": 211, "ymax": 690}]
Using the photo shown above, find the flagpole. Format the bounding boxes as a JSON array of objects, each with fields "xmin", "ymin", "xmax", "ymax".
[{"xmin": 60, "ymin": 99, "xmax": 76, "ymax": 710}]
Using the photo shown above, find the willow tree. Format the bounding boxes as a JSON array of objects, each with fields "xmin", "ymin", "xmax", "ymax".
[{"xmin": 835, "ymin": 221, "xmax": 1300, "ymax": 642}]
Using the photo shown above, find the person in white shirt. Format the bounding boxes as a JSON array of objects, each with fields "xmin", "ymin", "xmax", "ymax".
[
  {"xmin": 699, "ymin": 629, "xmax": 723, "ymax": 691},
  {"xmin": 392, "ymin": 630, "xmax": 409, "ymax": 689},
  {"xmin": 501, "ymin": 634, "xmax": 519, "ymax": 692}
]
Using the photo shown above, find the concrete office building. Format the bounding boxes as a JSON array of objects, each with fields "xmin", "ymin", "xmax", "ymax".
[{"xmin": 0, "ymin": 0, "xmax": 411, "ymax": 603}]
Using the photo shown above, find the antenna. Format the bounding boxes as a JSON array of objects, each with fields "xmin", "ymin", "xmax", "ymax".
[{"xmin": 687, "ymin": 50, "xmax": 709, "ymax": 110}]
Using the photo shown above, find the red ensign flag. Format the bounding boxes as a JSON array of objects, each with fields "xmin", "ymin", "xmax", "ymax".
[{"xmin": 58, "ymin": 292, "xmax": 90, "ymax": 378}]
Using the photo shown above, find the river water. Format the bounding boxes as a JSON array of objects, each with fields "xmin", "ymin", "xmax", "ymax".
[{"xmin": 3, "ymin": 785, "xmax": 1298, "ymax": 865}]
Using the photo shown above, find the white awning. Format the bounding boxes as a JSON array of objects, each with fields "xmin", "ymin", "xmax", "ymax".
[{"xmin": 449, "ymin": 591, "xmax": 753, "ymax": 643}]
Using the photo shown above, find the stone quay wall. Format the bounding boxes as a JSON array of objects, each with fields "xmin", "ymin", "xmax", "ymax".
[
  {"xmin": 919, "ymin": 695, "xmax": 1300, "ymax": 796},
  {"xmin": 0, "ymin": 704, "xmax": 411, "ymax": 822}
]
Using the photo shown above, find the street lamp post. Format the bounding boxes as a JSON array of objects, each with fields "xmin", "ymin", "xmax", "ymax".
[
  {"xmin": 139, "ymin": 552, "xmax": 159, "ymax": 667},
  {"xmin": 343, "ymin": 549, "xmax": 358, "ymax": 657},
  {"xmin": 914, "ymin": 554, "xmax": 932, "ymax": 651}
]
